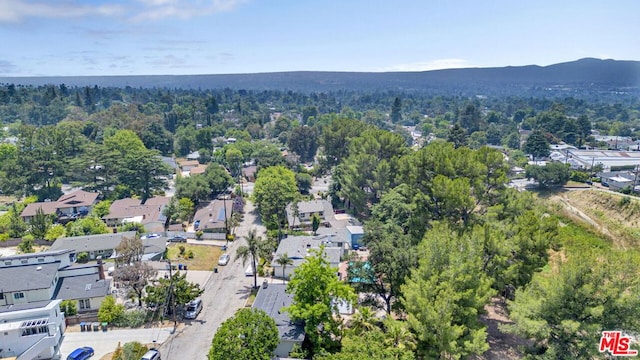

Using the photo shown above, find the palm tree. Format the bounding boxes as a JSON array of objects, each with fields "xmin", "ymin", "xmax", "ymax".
[
  {"xmin": 275, "ymin": 253, "xmax": 293, "ymax": 284},
  {"xmin": 349, "ymin": 306, "xmax": 377, "ymax": 335},
  {"xmin": 383, "ymin": 318, "xmax": 415, "ymax": 351},
  {"xmin": 235, "ymin": 228, "xmax": 267, "ymax": 289}
]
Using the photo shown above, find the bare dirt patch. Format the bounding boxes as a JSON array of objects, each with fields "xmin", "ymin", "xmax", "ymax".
[{"xmin": 472, "ymin": 297, "xmax": 532, "ymax": 360}]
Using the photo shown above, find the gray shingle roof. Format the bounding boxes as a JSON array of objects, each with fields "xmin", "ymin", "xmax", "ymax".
[
  {"xmin": 49, "ymin": 231, "xmax": 138, "ymax": 253},
  {"xmin": 53, "ymin": 274, "xmax": 111, "ymax": 300},
  {"xmin": 0, "ymin": 262, "xmax": 60, "ymax": 292},
  {"xmin": 252, "ymin": 284, "xmax": 304, "ymax": 342}
]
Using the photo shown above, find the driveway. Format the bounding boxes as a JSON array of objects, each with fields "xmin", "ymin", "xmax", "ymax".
[{"xmin": 60, "ymin": 327, "xmax": 173, "ymax": 359}]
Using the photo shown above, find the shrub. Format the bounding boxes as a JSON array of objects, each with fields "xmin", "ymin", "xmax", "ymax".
[
  {"xmin": 620, "ymin": 196, "xmax": 631, "ymax": 206},
  {"xmin": 98, "ymin": 296, "xmax": 125, "ymax": 324},
  {"xmin": 60, "ymin": 300, "xmax": 78, "ymax": 316},
  {"xmin": 112, "ymin": 341, "xmax": 148, "ymax": 360},
  {"xmin": 76, "ymin": 252, "xmax": 89, "ymax": 263},
  {"xmin": 112, "ymin": 309, "xmax": 149, "ymax": 328},
  {"xmin": 178, "ymin": 245, "xmax": 186, "ymax": 255},
  {"xmin": 186, "ymin": 250, "xmax": 194, "ymax": 259},
  {"xmin": 195, "ymin": 230, "xmax": 203, "ymax": 240}
]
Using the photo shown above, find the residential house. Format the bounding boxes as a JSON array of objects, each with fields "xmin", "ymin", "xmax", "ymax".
[
  {"xmin": 176, "ymin": 158, "xmax": 208, "ymax": 177},
  {"xmin": 286, "ymin": 200, "xmax": 335, "ymax": 229},
  {"xmin": 271, "ymin": 235, "xmax": 344, "ymax": 280},
  {"xmin": 600, "ymin": 171, "xmax": 638, "ymax": 191},
  {"xmin": 345, "ymin": 225, "xmax": 364, "ymax": 249},
  {"xmin": 0, "ymin": 299, "xmax": 66, "ymax": 360},
  {"xmin": 192, "ymin": 200, "xmax": 233, "ymax": 233},
  {"xmin": 48, "ymin": 231, "xmax": 167, "ymax": 262},
  {"xmin": 0, "ymin": 250, "xmax": 110, "ymax": 314},
  {"xmin": 20, "ymin": 190, "xmax": 100, "ymax": 223},
  {"xmin": 252, "ymin": 284, "xmax": 304, "ymax": 358},
  {"xmin": 0, "ymin": 249, "xmax": 112, "ymax": 358},
  {"xmin": 102, "ymin": 197, "xmax": 170, "ymax": 233}
]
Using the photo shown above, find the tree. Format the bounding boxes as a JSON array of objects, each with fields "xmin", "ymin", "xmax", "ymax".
[
  {"xmin": 348, "ymin": 306, "xmax": 377, "ymax": 336},
  {"xmin": 311, "ymin": 213, "xmax": 321, "ymax": 235},
  {"xmin": 401, "ymin": 223, "xmax": 494, "ymax": 359},
  {"xmin": 175, "ymin": 175, "xmax": 210, "ymax": 206},
  {"xmin": 288, "ymin": 126, "xmax": 319, "ymax": 163},
  {"xmin": 275, "ymin": 253, "xmax": 293, "ymax": 283},
  {"xmin": 113, "ymin": 262, "xmax": 157, "ymax": 306},
  {"xmin": 18, "ymin": 237, "xmax": 35, "ymax": 253},
  {"xmin": 208, "ymin": 308, "xmax": 279, "ymax": 360},
  {"xmin": 296, "ymin": 172, "xmax": 313, "ymax": 195},
  {"xmin": 505, "ymin": 249, "xmax": 640, "ymax": 359},
  {"xmin": 203, "ymin": 163, "xmax": 234, "ymax": 196},
  {"xmin": 65, "ymin": 216, "xmax": 110, "ymax": 236},
  {"xmin": 92, "ymin": 200, "xmax": 112, "ymax": 218},
  {"xmin": 525, "ymin": 162, "xmax": 570, "ymax": 188},
  {"xmin": 144, "ymin": 272, "xmax": 203, "ymax": 314},
  {"xmin": 252, "ymin": 166, "xmax": 298, "ymax": 229},
  {"xmin": 447, "ymin": 124, "xmax": 468, "ymax": 148},
  {"xmin": 316, "ymin": 328, "xmax": 415, "ymax": 360},
  {"xmin": 30, "ymin": 207, "xmax": 51, "ymax": 239},
  {"xmin": 523, "ymin": 130, "xmax": 550, "ymax": 160},
  {"xmin": 235, "ymin": 229, "xmax": 269, "ymax": 289},
  {"xmin": 284, "ymin": 246, "xmax": 357, "ymax": 356},
  {"xmin": 98, "ymin": 295, "xmax": 125, "ymax": 324},
  {"xmin": 357, "ymin": 220, "xmax": 417, "ymax": 314},
  {"xmin": 390, "ymin": 97, "xmax": 402, "ymax": 123},
  {"xmin": 60, "ymin": 300, "xmax": 78, "ymax": 316}
]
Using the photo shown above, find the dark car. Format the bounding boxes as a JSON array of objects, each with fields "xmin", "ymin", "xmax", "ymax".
[
  {"xmin": 168, "ymin": 235, "xmax": 187, "ymax": 243},
  {"xmin": 67, "ymin": 346, "xmax": 94, "ymax": 360}
]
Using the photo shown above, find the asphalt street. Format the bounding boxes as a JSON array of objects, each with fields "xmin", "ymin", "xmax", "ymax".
[{"xmin": 158, "ymin": 200, "xmax": 266, "ymax": 359}]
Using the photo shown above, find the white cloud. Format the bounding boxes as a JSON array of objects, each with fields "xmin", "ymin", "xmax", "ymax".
[
  {"xmin": 377, "ymin": 59, "xmax": 474, "ymax": 72},
  {"xmin": 131, "ymin": 0, "xmax": 248, "ymax": 21},
  {"xmin": 0, "ymin": 0, "xmax": 124, "ymax": 23},
  {"xmin": 0, "ymin": 0, "xmax": 246, "ymax": 23}
]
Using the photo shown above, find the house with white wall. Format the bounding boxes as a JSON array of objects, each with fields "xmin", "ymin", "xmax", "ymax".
[
  {"xmin": 286, "ymin": 199, "xmax": 335, "ymax": 229},
  {"xmin": 0, "ymin": 299, "xmax": 66, "ymax": 360},
  {"xmin": 271, "ymin": 235, "xmax": 344, "ymax": 280},
  {"xmin": 0, "ymin": 249, "xmax": 111, "ymax": 316}
]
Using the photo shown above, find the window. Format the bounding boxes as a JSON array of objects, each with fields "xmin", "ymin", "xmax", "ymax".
[
  {"xmin": 21, "ymin": 259, "xmax": 28, "ymax": 264},
  {"xmin": 4, "ymin": 261, "xmax": 11, "ymax": 265},
  {"xmin": 14, "ymin": 292, "xmax": 25, "ymax": 300},
  {"xmin": 79, "ymin": 299, "xmax": 91, "ymax": 310},
  {"xmin": 0, "ymin": 293, "xmax": 3, "ymax": 300},
  {"xmin": 38, "ymin": 257, "xmax": 45, "ymax": 262}
]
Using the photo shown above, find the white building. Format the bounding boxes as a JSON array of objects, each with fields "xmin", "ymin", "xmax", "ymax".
[
  {"xmin": 271, "ymin": 235, "xmax": 344, "ymax": 280},
  {"xmin": 0, "ymin": 299, "xmax": 66, "ymax": 360}
]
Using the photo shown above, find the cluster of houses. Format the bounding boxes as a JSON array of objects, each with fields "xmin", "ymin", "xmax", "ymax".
[{"xmin": 250, "ymin": 199, "xmax": 364, "ymax": 358}]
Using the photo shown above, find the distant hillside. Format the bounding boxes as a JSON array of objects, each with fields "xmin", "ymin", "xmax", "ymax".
[{"xmin": 1, "ymin": 58, "xmax": 639, "ymax": 96}]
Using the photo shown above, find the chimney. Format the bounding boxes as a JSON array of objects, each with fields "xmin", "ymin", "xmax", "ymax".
[{"xmin": 97, "ymin": 258, "xmax": 105, "ymax": 280}]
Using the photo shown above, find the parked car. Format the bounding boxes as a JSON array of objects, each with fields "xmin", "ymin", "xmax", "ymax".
[
  {"xmin": 140, "ymin": 233, "xmax": 161, "ymax": 240},
  {"xmin": 193, "ymin": 220, "xmax": 200, "ymax": 230},
  {"xmin": 140, "ymin": 349, "xmax": 161, "ymax": 360},
  {"xmin": 218, "ymin": 253, "xmax": 230, "ymax": 266},
  {"xmin": 168, "ymin": 235, "xmax": 187, "ymax": 243},
  {"xmin": 67, "ymin": 347, "xmax": 94, "ymax": 360},
  {"xmin": 245, "ymin": 264, "xmax": 255, "ymax": 277},
  {"xmin": 184, "ymin": 298, "xmax": 203, "ymax": 319}
]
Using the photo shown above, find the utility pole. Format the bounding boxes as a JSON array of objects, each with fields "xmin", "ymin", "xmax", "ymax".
[{"xmin": 165, "ymin": 258, "xmax": 177, "ymax": 332}]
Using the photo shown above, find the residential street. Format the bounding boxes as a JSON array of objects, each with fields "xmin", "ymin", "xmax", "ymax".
[{"xmin": 158, "ymin": 200, "xmax": 266, "ymax": 359}]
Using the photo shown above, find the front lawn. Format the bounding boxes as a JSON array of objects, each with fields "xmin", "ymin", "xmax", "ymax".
[{"xmin": 166, "ymin": 243, "xmax": 222, "ymax": 271}]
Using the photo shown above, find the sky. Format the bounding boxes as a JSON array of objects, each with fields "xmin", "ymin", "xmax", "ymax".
[{"xmin": 0, "ymin": 0, "xmax": 638, "ymax": 76}]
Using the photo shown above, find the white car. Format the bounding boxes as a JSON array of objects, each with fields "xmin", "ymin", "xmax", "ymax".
[
  {"xmin": 218, "ymin": 254, "xmax": 230, "ymax": 266},
  {"xmin": 141, "ymin": 233, "xmax": 161, "ymax": 240}
]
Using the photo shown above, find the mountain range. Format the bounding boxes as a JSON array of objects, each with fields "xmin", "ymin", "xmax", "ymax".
[{"xmin": 1, "ymin": 58, "xmax": 638, "ymax": 96}]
